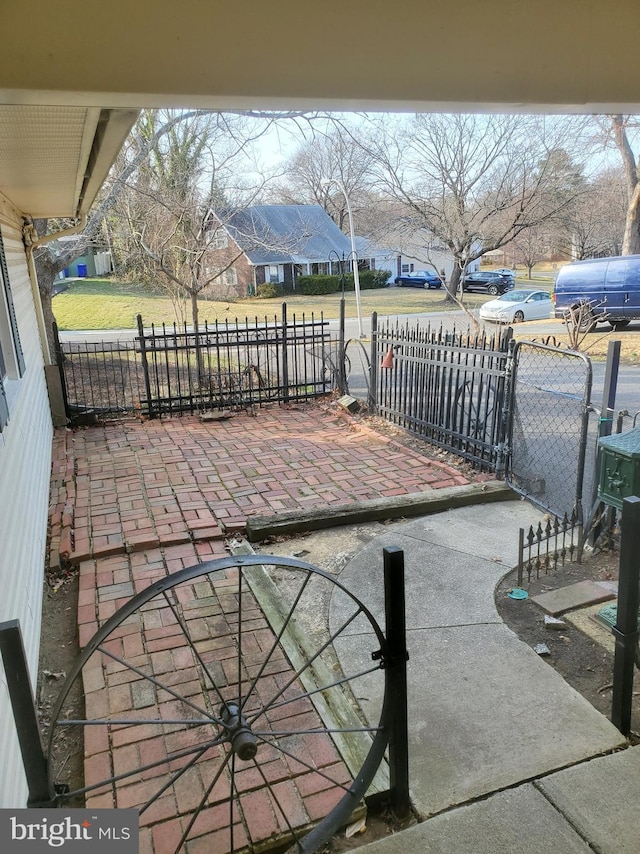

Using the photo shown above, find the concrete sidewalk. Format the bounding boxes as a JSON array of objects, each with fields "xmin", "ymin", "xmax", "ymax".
[{"xmin": 329, "ymin": 502, "xmax": 637, "ymax": 853}]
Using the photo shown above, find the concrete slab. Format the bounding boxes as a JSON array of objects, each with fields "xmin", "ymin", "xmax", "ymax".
[
  {"xmin": 531, "ymin": 580, "xmax": 616, "ymax": 616},
  {"xmin": 329, "ymin": 502, "xmax": 545, "ymax": 639},
  {"xmin": 355, "ymin": 784, "xmax": 593, "ymax": 854},
  {"xmin": 563, "ymin": 603, "xmax": 616, "ymax": 655},
  {"xmin": 537, "ymin": 746, "xmax": 640, "ymax": 854},
  {"xmin": 397, "ymin": 501, "xmax": 544, "ymax": 566},
  {"xmin": 329, "ymin": 531, "xmax": 507, "ymax": 634},
  {"xmin": 333, "ymin": 623, "xmax": 625, "ymax": 817}
]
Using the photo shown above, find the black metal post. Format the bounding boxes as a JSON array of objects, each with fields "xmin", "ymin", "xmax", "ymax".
[
  {"xmin": 368, "ymin": 311, "xmax": 378, "ymax": 412},
  {"xmin": 589, "ymin": 340, "xmax": 620, "ymax": 543},
  {"xmin": 383, "ymin": 546, "xmax": 410, "ymax": 817},
  {"xmin": 495, "ymin": 333, "xmax": 515, "ymax": 480},
  {"xmin": 338, "ymin": 296, "xmax": 347, "ymax": 395},
  {"xmin": 611, "ymin": 496, "xmax": 640, "ymax": 735},
  {"xmin": 281, "ymin": 302, "xmax": 290, "ymax": 402},
  {"xmin": 0, "ymin": 620, "xmax": 52, "ymax": 805},
  {"xmin": 137, "ymin": 313, "xmax": 154, "ymax": 419},
  {"xmin": 52, "ymin": 321, "xmax": 70, "ymax": 420}
]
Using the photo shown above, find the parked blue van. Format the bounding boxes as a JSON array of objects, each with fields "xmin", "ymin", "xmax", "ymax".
[{"xmin": 553, "ymin": 255, "xmax": 640, "ymax": 330}]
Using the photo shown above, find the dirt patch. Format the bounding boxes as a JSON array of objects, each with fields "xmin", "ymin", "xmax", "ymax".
[
  {"xmin": 37, "ymin": 568, "xmax": 84, "ymax": 803},
  {"xmin": 319, "ymin": 805, "xmax": 418, "ymax": 852},
  {"xmin": 496, "ymin": 545, "xmax": 640, "ymax": 740}
]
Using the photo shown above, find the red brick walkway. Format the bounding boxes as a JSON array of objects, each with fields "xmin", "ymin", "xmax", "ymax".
[
  {"xmin": 49, "ymin": 402, "xmax": 470, "ymax": 571},
  {"xmin": 47, "ymin": 401, "xmax": 474, "ymax": 853}
]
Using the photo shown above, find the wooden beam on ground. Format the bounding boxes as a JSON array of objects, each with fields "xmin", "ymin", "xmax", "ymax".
[{"xmin": 245, "ymin": 480, "xmax": 517, "ymax": 542}]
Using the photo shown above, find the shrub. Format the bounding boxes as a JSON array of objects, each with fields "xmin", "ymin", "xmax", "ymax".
[
  {"xmin": 256, "ymin": 282, "xmax": 282, "ymax": 299},
  {"xmin": 293, "ymin": 270, "xmax": 393, "ymax": 294},
  {"xmin": 294, "ymin": 275, "xmax": 341, "ymax": 295},
  {"xmin": 357, "ymin": 269, "xmax": 392, "ymax": 289}
]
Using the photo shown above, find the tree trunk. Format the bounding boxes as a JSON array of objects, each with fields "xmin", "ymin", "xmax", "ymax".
[
  {"xmin": 190, "ymin": 290, "xmax": 205, "ymax": 387},
  {"xmin": 34, "ymin": 250, "xmax": 64, "ymax": 358},
  {"xmin": 190, "ymin": 290, "xmax": 199, "ymax": 332},
  {"xmin": 445, "ymin": 265, "xmax": 462, "ymax": 302},
  {"xmin": 611, "ymin": 116, "xmax": 640, "ymax": 255},
  {"xmin": 622, "ymin": 181, "xmax": 640, "ymax": 255}
]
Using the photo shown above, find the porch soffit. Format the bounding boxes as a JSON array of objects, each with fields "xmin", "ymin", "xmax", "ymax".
[
  {"xmin": 1, "ymin": 0, "xmax": 640, "ymax": 112},
  {"xmin": 0, "ymin": 106, "xmax": 137, "ymax": 219},
  {"xmin": 1, "ymin": 1, "xmax": 639, "ymax": 218}
]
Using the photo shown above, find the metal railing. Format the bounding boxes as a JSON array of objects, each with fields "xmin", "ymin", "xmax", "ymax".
[
  {"xmin": 369, "ymin": 314, "xmax": 512, "ymax": 472},
  {"xmin": 516, "ymin": 509, "xmax": 584, "ymax": 586},
  {"xmin": 54, "ymin": 305, "xmax": 339, "ymax": 423}
]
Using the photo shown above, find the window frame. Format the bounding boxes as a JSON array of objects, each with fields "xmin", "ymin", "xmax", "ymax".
[{"xmin": 0, "ymin": 226, "xmax": 26, "ymax": 432}]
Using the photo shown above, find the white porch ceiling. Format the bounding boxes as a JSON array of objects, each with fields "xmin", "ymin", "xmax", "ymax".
[{"xmin": 0, "ymin": 105, "xmax": 137, "ymax": 218}]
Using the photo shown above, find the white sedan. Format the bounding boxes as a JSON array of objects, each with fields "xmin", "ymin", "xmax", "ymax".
[{"xmin": 479, "ymin": 289, "xmax": 553, "ymax": 323}]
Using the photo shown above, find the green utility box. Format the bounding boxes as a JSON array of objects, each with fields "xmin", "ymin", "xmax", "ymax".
[{"xmin": 598, "ymin": 426, "xmax": 640, "ymax": 510}]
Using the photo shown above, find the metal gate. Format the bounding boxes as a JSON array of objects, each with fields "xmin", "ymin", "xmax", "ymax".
[{"xmin": 506, "ymin": 340, "xmax": 592, "ymax": 519}]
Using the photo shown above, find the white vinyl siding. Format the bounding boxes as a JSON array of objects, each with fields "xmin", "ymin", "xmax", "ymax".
[{"xmin": 0, "ymin": 216, "xmax": 53, "ymax": 808}]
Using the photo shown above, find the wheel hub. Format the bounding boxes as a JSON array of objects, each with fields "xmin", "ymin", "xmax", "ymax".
[{"xmin": 220, "ymin": 703, "xmax": 258, "ymax": 761}]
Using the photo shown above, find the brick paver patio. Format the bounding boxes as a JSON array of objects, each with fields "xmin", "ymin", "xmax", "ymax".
[
  {"xmin": 49, "ymin": 402, "xmax": 471, "ymax": 572},
  {"xmin": 47, "ymin": 401, "xmax": 476, "ymax": 853}
]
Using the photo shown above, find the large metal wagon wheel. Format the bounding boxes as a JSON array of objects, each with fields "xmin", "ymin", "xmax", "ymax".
[{"xmin": 47, "ymin": 555, "xmax": 391, "ymax": 853}]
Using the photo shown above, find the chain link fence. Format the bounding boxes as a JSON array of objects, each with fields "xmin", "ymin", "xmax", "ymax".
[{"xmin": 506, "ymin": 341, "xmax": 592, "ymax": 518}]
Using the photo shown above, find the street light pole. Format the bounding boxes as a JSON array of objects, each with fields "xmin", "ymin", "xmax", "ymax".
[{"xmin": 321, "ymin": 177, "xmax": 364, "ymax": 338}]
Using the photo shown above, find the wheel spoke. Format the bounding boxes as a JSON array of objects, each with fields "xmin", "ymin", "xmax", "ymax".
[
  {"xmin": 97, "ymin": 641, "xmax": 221, "ymax": 723},
  {"xmin": 174, "ymin": 748, "xmax": 234, "ymax": 853},
  {"xmin": 253, "ymin": 757, "xmax": 303, "ymax": 849},
  {"xmin": 263, "ymin": 663, "xmax": 382, "ymax": 716},
  {"xmin": 253, "ymin": 734, "xmax": 351, "ymax": 793},
  {"xmin": 139, "ymin": 741, "xmax": 213, "ymax": 816},
  {"xmin": 161, "ymin": 589, "xmax": 230, "ymax": 713},
  {"xmin": 58, "ymin": 718, "xmax": 216, "ymax": 727},
  {"xmin": 248, "ymin": 606, "xmax": 363, "ymax": 727},
  {"xmin": 254, "ymin": 726, "xmax": 382, "ymax": 736},
  {"xmin": 239, "ymin": 571, "xmax": 313, "ymax": 714},
  {"xmin": 237, "ymin": 567, "xmax": 244, "ymax": 709},
  {"xmin": 229, "ymin": 752, "xmax": 237, "ymax": 853},
  {"xmin": 59, "ymin": 732, "xmax": 228, "ymax": 799}
]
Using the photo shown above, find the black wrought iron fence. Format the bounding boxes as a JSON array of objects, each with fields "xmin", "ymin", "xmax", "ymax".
[
  {"xmin": 54, "ymin": 305, "xmax": 339, "ymax": 423},
  {"xmin": 369, "ymin": 314, "xmax": 512, "ymax": 471},
  {"xmin": 516, "ymin": 509, "xmax": 584, "ymax": 586}
]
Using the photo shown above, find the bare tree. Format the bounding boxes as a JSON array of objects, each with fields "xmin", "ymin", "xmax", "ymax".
[
  {"xmin": 566, "ymin": 169, "xmax": 627, "ymax": 259},
  {"xmin": 606, "ymin": 116, "xmax": 640, "ymax": 255},
  {"xmin": 25, "ymin": 108, "xmax": 320, "ymax": 352},
  {"xmin": 360, "ymin": 114, "xmax": 588, "ymax": 302},
  {"xmin": 512, "ymin": 226, "xmax": 551, "ymax": 277},
  {"xmin": 111, "ymin": 111, "xmax": 257, "ymax": 329},
  {"xmin": 269, "ymin": 120, "xmax": 377, "ymax": 234}
]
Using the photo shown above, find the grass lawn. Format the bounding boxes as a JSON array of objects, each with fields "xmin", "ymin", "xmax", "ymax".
[
  {"xmin": 52, "ymin": 278, "xmax": 490, "ymax": 330},
  {"xmin": 52, "ymin": 278, "xmax": 640, "ymax": 362},
  {"xmin": 512, "ymin": 324, "xmax": 640, "ymax": 364}
]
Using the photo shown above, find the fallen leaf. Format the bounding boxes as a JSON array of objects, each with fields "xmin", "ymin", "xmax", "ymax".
[
  {"xmin": 345, "ymin": 815, "xmax": 367, "ymax": 838},
  {"xmin": 43, "ymin": 670, "xmax": 66, "ymax": 680}
]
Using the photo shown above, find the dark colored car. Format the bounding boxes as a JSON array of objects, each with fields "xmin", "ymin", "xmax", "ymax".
[
  {"xmin": 393, "ymin": 270, "xmax": 443, "ymax": 289},
  {"xmin": 461, "ymin": 270, "xmax": 514, "ymax": 295}
]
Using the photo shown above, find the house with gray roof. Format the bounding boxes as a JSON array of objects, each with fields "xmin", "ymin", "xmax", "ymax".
[{"xmin": 204, "ymin": 204, "xmax": 364, "ymax": 296}]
